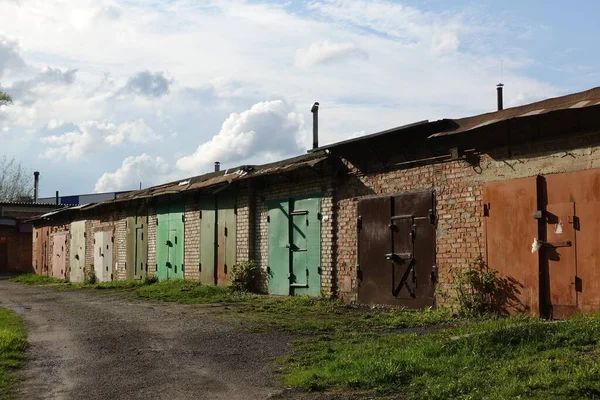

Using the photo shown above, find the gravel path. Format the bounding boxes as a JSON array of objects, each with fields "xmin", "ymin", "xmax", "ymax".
[{"xmin": 0, "ymin": 281, "xmax": 300, "ymax": 400}]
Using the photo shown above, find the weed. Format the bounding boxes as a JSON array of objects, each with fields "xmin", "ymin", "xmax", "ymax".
[
  {"xmin": 0, "ymin": 307, "xmax": 27, "ymax": 399},
  {"xmin": 85, "ymin": 270, "xmax": 97, "ymax": 285},
  {"xmin": 144, "ymin": 275, "xmax": 159, "ymax": 285},
  {"xmin": 229, "ymin": 260, "xmax": 260, "ymax": 292},
  {"xmin": 453, "ymin": 256, "xmax": 506, "ymax": 317}
]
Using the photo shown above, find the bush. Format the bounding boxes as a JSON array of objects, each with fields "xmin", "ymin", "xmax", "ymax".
[
  {"xmin": 85, "ymin": 270, "xmax": 97, "ymax": 285},
  {"xmin": 144, "ymin": 275, "xmax": 159, "ymax": 285},
  {"xmin": 230, "ymin": 260, "xmax": 260, "ymax": 292},
  {"xmin": 453, "ymin": 256, "xmax": 504, "ymax": 317}
]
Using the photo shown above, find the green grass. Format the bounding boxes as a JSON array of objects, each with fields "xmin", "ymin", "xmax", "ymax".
[
  {"xmin": 0, "ymin": 308, "xmax": 27, "ymax": 399},
  {"xmin": 8, "ymin": 274, "xmax": 66, "ymax": 285},
  {"xmin": 135, "ymin": 279, "xmax": 255, "ymax": 303},
  {"xmin": 282, "ymin": 315, "xmax": 600, "ymax": 399}
]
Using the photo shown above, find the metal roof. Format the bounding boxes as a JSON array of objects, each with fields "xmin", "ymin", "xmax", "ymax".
[
  {"xmin": 430, "ymin": 86, "xmax": 600, "ymax": 138},
  {"xmin": 0, "ymin": 201, "xmax": 68, "ymax": 208},
  {"xmin": 95, "ymin": 151, "xmax": 329, "ymax": 206},
  {"xmin": 308, "ymin": 120, "xmax": 431, "ymax": 152}
]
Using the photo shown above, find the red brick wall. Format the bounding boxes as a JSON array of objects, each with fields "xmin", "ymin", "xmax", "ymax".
[{"xmin": 334, "ymin": 158, "xmax": 484, "ymax": 304}]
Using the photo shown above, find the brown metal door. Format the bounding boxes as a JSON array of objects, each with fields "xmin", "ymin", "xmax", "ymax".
[
  {"xmin": 391, "ymin": 192, "xmax": 435, "ymax": 308},
  {"xmin": 358, "ymin": 192, "xmax": 436, "ymax": 307},
  {"xmin": 545, "ymin": 202, "xmax": 577, "ymax": 318},
  {"xmin": 574, "ymin": 202, "xmax": 600, "ymax": 312},
  {"xmin": 0, "ymin": 237, "xmax": 7, "ymax": 271},
  {"xmin": 357, "ymin": 196, "xmax": 392, "ymax": 305},
  {"xmin": 484, "ymin": 178, "xmax": 539, "ymax": 315}
]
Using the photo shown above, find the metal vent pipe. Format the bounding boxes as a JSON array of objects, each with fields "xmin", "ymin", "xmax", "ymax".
[
  {"xmin": 497, "ymin": 83, "xmax": 504, "ymax": 111},
  {"xmin": 214, "ymin": 162, "xmax": 220, "ymax": 172},
  {"xmin": 311, "ymin": 102, "xmax": 319, "ymax": 149},
  {"xmin": 33, "ymin": 171, "xmax": 39, "ymax": 202}
]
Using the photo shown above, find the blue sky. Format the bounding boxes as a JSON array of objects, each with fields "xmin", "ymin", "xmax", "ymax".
[{"xmin": 0, "ymin": 0, "xmax": 597, "ymax": 196}]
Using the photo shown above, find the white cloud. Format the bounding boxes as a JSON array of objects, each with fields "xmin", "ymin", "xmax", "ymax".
[
  {"xmin": 40, "ymin": 119, "xmax": 159, "ymax": 161},
  {"xmin": 94, "ymin": 153, "xmax": 171, "ymax": 192},
  {"xmin": 46, "ymin": 119, "xmax": 65, "ymax": 130},
  {"xmin": 8, "ymin": 67, "xmax": 78, "ymax": 105},
  {"xmin": 431, "ymin": 28, "xmax": 460, "ymax": 55},
  {"xmin": 295, "ymin": 40, "xmax": 368, "ymax": 68},
  {"xmin": 119, "ymin": 70, "xmax": 172, "ymax": 98},
  {"xmin": 0, "ymin": 35, "xmax": 25, "ymax": 77},
  {"xmin": 175, "ymin": 100, "xmax": 305, "ymax": 173}
]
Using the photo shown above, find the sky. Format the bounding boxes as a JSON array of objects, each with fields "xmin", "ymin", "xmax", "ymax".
[{"xmin": 0, "ymin": 0, "xmax": 598, "ymax": 197}]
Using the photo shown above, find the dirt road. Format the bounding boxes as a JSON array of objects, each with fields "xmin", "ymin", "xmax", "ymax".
[{"xmin": 0, "ymin": 281, "xmax": 299, "ymax": 400}]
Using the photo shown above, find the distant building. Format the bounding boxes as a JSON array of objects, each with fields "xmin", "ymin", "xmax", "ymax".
[{"xmin": 0, "ymin": 202, "xmax": 65, "ymax": 275}]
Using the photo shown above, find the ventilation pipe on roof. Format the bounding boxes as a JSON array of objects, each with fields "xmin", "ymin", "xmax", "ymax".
[
  {"xmin": 497, "ymin": 83, "xmax": 504, "ymax": 111},
  {"xmin": 33, "ymin": 171, "xmax": 39, "ymax": 203},
  {"xmin": 311, "ymin": 102, "xmax": 319, "ymax": 149},
  {"xmin": 55, "ymin": 191, "xmax": 59, "ymax": 206},
  {"xmin": 214, "ymin": 162, "xmax": 220, "ymax": 172}
]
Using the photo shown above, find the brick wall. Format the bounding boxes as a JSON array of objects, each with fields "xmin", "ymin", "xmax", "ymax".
[
  {"xmin": 254, "ymin": 174, "xmax": 334, "ymax": 296},
  {"xmin": 147, "ymin": 207, "xmax": 157, "ymax": 277},
  {"xmin": 184, "ymin": 199, "xmax": 200, "ymax": 281},
  {"xmin": 115, "ymin": 211, "xmax": 127, "ymax": 280}
]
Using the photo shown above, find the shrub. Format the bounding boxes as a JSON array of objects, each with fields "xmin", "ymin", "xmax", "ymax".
[
  {"xmin": 453, "ymin": 256, "xmax": 504, "ymax": 317},
  {"xmin": 144, "ymin": 275, "xmax": 159, "ymax": 285},
  {"xmin": 229, "ymin": 260, "xmax": 260, "ymax": 292},
  {"xmin": 85, "ymin": 269, "xmax": 97, "ymax": 285}
]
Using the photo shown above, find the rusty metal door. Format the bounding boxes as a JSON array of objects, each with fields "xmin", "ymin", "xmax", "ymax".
[
  {"xmin": 484, "ymin": 178, "xmax": 539, "ymax": 315},
  {"xmin": 545, "ymin": 202, "xmax": 577, "ymax": 318},
  {"xmin": 37, "ymin": 226, "xmax": 51, "ymax": 276},
  {"xmin": 217, "ymin": 195, "xmax": 236, "ymax": 286},
  {"xmin": 69, "ymin": 221, "xmax": 86, "ymax": 283},
  {"xmin": 357, "ymin": 192, "xmax": 436, "ymax": 307},
  {"xmin": 199, "ymin": 196, "xmax": 216, "ymax": 285},
  {"xmin": 574, "ymin": 201, "xmax": 600, "ymax": 312},
  {"xmin": 126, "ymin": 213, "xmax": 148, "ymax": 280},
  {"xmin": 52, "ymin": 233, "xmax": 66, "ymax": 279}
]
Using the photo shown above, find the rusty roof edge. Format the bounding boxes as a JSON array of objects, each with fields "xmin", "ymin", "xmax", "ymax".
[{"xmin": 82, "ymin": 151, "xmax": 329, "ymax": 208}]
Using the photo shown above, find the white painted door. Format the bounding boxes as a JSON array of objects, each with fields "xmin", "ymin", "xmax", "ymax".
[{"xmin": 69, "ymin": 221, "xmax": 86, "ymax": 283}]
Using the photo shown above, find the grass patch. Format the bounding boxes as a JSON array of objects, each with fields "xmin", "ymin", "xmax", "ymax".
[
  {"xmin": 0, "ymin": 308, "xmax": 27, "ymax": 399},
  {"xmin": 135, "ymin": 280, "xmax": 254, "ymax": 304},
  {"xmin": 283, "ymin": 315, "xmax": 600, "ymax": 399},
  {"xmin": 8, "ymin": 274, "xmax": 66, "ymax": 285}
]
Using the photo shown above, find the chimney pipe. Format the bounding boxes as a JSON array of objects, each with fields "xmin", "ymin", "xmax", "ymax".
[
  {"xmin": 214, "ymin": 162, "xmax": 220, "ymax": 172},
  {"xmin": 33, "ymin": 171, "xmax": 39, "ymax": 203},
  {"xmin": 496, "ymin": 83, "xmax": 504, "ymax": 111},
  {"xmin": 311, "ymin": 102, "xmax": 319, "ymax": 149},
  {"xmin": 55, "ymin": 191, "xmax": 59, "ymax": 206}
]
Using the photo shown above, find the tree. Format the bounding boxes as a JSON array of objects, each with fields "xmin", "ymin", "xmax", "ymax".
[
  {"xmin": 0, "ymin": 156, "xmax": 33, "ymax": 202},
  {"xmin": 0, "ymin": 90, "xmax": 31, "ymax": 202},
  {"xmin": 0, "ymin": 88, "xmax": 11, "ymax": 107}
]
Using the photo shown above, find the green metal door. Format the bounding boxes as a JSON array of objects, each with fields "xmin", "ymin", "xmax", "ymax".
[
  {"xmin": 267, "ymin": 197, "xmax": 321, "ymax": 296},
  {"xmin": 291, "ymin": 198, "xmax": 321, "ymax": 296},
  {"xmin": 199, "ymin": 196, "xmax": 216, "ymax": 285},
  {"xmin": 157, "ymin": 201, "xmax": 184, "ymax": 280},
  {"xmin": 217, "ymin": 195, "xmax": 236, "ymax": 285},
  {"xmin": 267, "ymin": 199, "xmax": 291, "ymax": 295}
]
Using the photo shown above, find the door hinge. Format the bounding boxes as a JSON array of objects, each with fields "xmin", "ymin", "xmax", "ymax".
[
  {"xmin": 484, "ymin": 203, "xmax": 490, "ymax": 217},
  {"xmin": 199, "ymin": 210, "xmax": 202, "ymax": 219},
  {"xmin": 357, "ymin": 216, "xmax": 362, "ymax": 230},
  {"xmin": 267, "ymin": 215, "xmax": 270, "ymax": 223},
  {"xmin": 182, "ymin": 214, "xmax": 185, "ymax": 223},
  {"xmin": 429, "ymin": 209, "xmax": 436, "ymax": 224}
]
